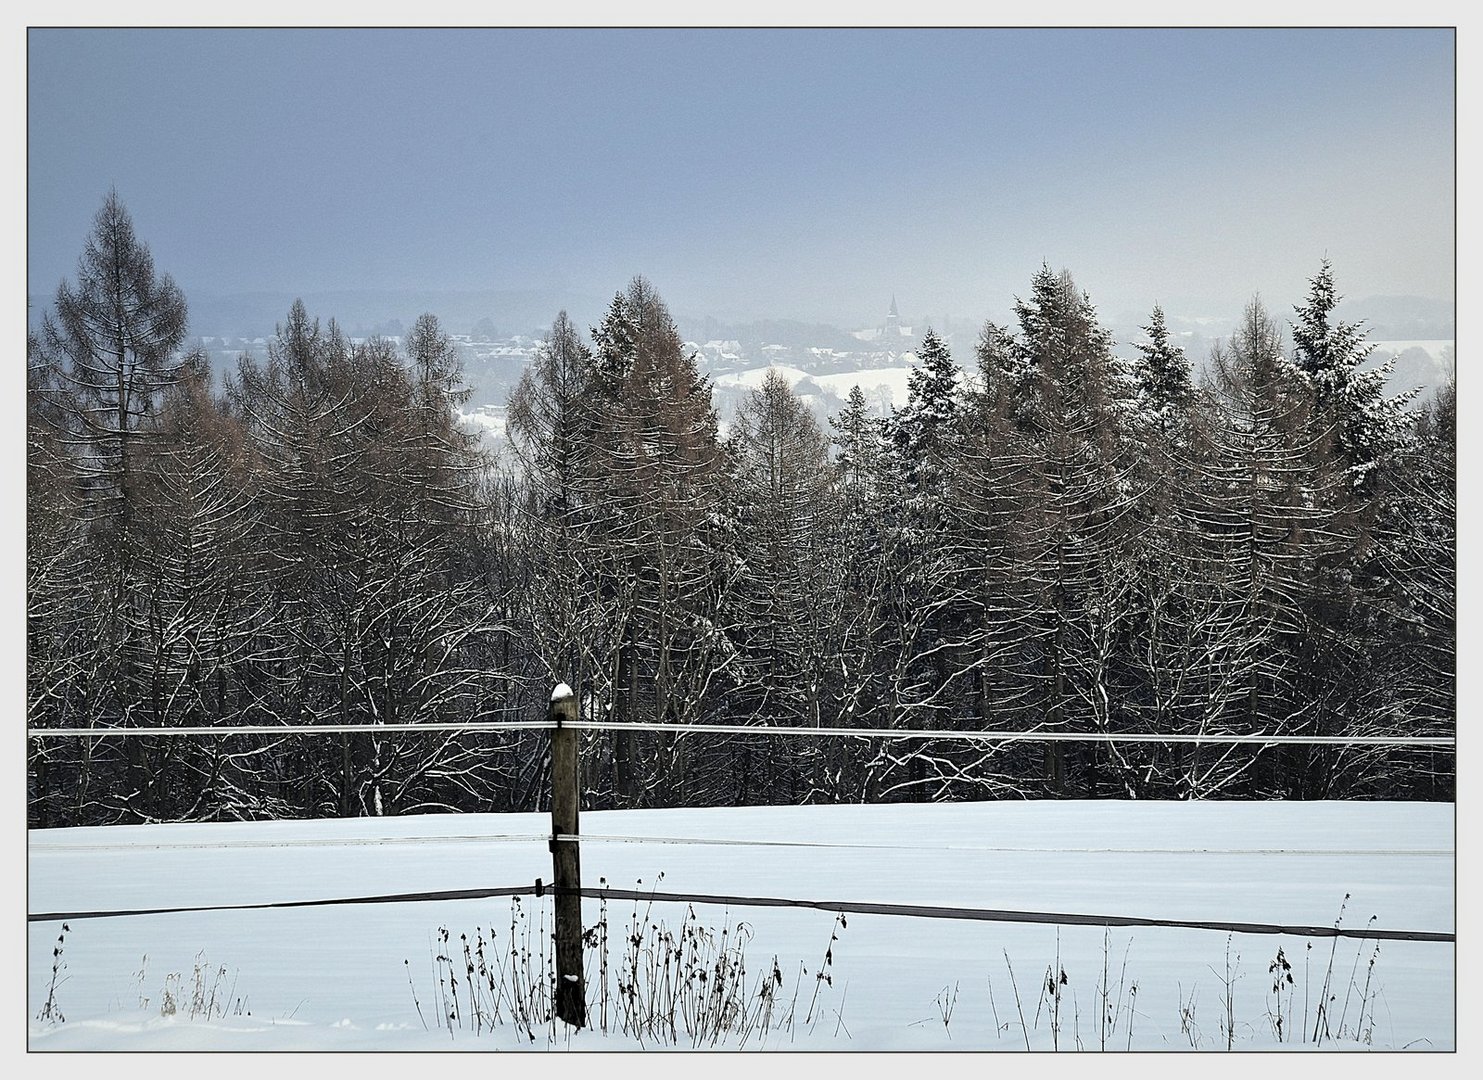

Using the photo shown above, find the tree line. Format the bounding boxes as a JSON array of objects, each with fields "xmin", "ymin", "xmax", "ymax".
[{"xmin": 26, "ymin": 194, "xmax": 1455, "ymax": 827}]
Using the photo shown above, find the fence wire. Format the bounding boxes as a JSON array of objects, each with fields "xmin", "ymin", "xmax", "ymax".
[
  {"xmin": 27, "ymin": 880, "xmax": 1454, "ymax": 945},
  {"xmin": 25, "ymin": 719, "xmax": 1456, "ymax": 747}
]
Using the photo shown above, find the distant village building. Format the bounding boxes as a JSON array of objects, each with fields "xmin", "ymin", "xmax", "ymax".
[
  {"xmin": 853, "ymin": 296, "xmax": 914, "ymax": 343},
  {"xmin": 884, "ymin": 295, "xmax": 904, "ymax": 339}
]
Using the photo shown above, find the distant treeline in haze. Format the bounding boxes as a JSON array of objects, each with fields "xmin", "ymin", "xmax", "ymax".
[{"xmin": 26, "ymin": 194, "xmax": 1455, "ymax": 827}]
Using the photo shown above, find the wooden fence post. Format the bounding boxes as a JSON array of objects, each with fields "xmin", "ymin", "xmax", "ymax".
[{"xmin": 549, "ymin": 682, "xmax": 586, "ymax": 1029}]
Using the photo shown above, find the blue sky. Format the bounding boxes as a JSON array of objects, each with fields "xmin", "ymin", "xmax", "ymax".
[{"xmin": 25, "ymin": 27, "xmax": 1455, "ymax": 329}]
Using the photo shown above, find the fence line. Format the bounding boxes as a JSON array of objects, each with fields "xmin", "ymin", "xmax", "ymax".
[
  {"xmin": 569, "ymin": 721, "xmax": 1455, "ymax": 747},
  {"xmin": 27, "ymin": 880, "xmax": 1455, "ymax": 945},
  {"xmin": 27, "ymin": 884, "xmax": 534, "ymax": 924},
  {"xmin": 24, "ymin": 719, "xmax": 1457, "ymax": 748},
  {"xmin": 564, "ymin": 885, "xmax": 1455, "ymax": 944},
  {"xmin": 25, "ymin": 689, "xmax": 1458, "ymax": 1018}
]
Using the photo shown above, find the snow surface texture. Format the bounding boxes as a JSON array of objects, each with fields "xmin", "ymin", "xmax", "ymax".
[{"xmin": 27, "ymin": 801, "xmax": 1454, "ymax": 1053}]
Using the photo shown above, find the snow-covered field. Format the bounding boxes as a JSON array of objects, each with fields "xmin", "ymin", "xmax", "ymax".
[
  {"xmin": 715, "ymin": 362, "xmax": 924, "ymax": 412},
  {"xmin": 25, "ymin": 801, "xmax": 1455, "ymax": 1054},
  {"xmin": 808, "ymin": 366, "xmax": 920, "ymax": 407},
  {"xmin": 713, "ymin": 363, "xmax": 816, "ymax": 390}
]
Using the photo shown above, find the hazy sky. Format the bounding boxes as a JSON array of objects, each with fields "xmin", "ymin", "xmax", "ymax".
[{"xmin": 26, "ymin": 27, "xmax": 1455, "ymax": 330}]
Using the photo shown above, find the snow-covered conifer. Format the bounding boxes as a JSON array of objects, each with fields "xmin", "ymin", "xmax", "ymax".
[
  {"xmin": 1291, "ymin": 259, "xmax": 1418, "ymax": 492},
  {"xmin": 1131, "ymin": 304, "xmax": 1195, "ymax": 441}
]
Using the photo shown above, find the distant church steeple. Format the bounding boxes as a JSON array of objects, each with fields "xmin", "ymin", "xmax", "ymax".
[{"xmin": 886, "ymin": 294, "xmax": 901, "ymax": 338}]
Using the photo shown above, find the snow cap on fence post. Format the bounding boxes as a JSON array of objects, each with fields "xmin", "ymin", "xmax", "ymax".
[{"xmin": 550, "ymin": 682, "xmax": 577, "ymax": 729}]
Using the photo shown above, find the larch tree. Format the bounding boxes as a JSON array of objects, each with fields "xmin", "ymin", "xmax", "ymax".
[
  {"xmin": 40, "ymin": 191, "xmax": 190, "ymax": 535},
  {"xmin": 1006, "ymin": 267, "xmax": 1140, "ymax": 795},
  {"xmin": 506, "ymin": 311, "xmax": 606, "ymax": 803},
  {"xmin": 1200, "ymin": 297, "xmax": 1349, "ymax": 796},
  {"xmin": 952, "ymin": 319, "xmax": 1046, "ymax": 793},
  {"xmin": 35, "ymin": 192, "xmax": 193, "ymax": 821},
  {"xmin": 725, "ymin": 368, "xmax": 839, "ymax": 802},
  {"xmin": 123, "ymin": 357, "xmax": 267, "ymax": 819},
  {"xmin": 567, "ymin": 278, "xmax": 731, "ymax": 807}
]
